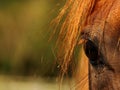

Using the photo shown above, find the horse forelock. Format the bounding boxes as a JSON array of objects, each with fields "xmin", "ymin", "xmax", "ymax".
[{"xmin": 55, "ymin": 0, "xmax": 95, "ymax": 77}]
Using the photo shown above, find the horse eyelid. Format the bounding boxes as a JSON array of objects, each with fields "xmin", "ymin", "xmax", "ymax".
[{"xmin": 78, "ymin": 35, "xmax": 94, "ymax": 45}]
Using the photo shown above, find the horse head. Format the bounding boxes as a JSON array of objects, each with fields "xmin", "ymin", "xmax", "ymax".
[{"xmin": 81, "ymin": 0, "xmax": 120, "ymax": 89}]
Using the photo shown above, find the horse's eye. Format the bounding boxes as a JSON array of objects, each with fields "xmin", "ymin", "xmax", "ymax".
[{"xmin": 84, "ymin": 40, "xmax": 99, "ymax": 66}]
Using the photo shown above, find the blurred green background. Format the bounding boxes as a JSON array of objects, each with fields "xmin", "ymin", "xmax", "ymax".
[
  {"xmin": 0, "ymin": 0, "xmax": 65, "ymax": 77},
  {"xmin": 0, "ymin": 1, "xmax": 78, "ymax": 90}
]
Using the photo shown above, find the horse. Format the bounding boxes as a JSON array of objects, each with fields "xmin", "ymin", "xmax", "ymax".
[{"xmin": 54, "ymin": 0, "xmax": 120, "ymax": 90}]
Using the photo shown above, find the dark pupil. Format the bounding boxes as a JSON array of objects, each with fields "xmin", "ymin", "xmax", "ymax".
[{"xmin": 84, "ymin": 40, "xmax": 99, "ymax": 65}]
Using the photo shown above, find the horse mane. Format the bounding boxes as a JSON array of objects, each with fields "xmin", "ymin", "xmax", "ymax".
[
  {"xmin": 54, "ymin": 0, "xmax": 95, "ymax": 77},
  {"xmin": 53, "ymin": 0, "xmax": 115, "ymax": 85}
]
